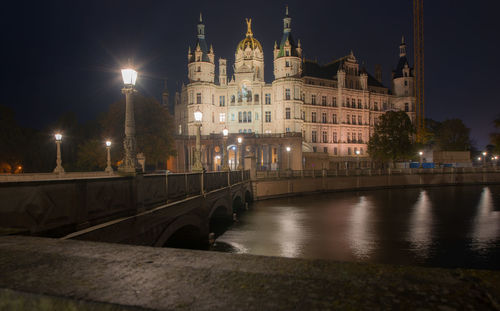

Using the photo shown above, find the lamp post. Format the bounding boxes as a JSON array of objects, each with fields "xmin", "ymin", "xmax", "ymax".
[
  {"xmin": 222, "ymin": 127, "xmax": 229, "ymax": 171},
  {"xmin": 53, "ymin": 133, "xmax": 65, "ymax": 174},
  {"xmin": 237, "ymin": 136, "xmax": 243, "ymax": 170},
  {"xmin": 495, "ymin": 156, "xmax": 499, "ymax": 167},
  {"xmin": 192, "ymin": 108, "xmax": 203, "ymax": 172},
  {"xmin": 482, "ymin": 151, "xmax": 487, "ymax": 167},
  {"xmin": 105, "ymin": 141, "xmax": 113, "ymax": 173},
  {"xmin": 418, "ymin": 151, "xmax": 423, "ymax": 167},
  {"xmin": 119, "ymin": 67, "xmax": 139, "ymax": 174},
  {"xmin": 355, "ymin": 150, "xmax": 361, "ymax": 168},
  {"xmin": 286, "ymin": 146, "xmax": 291, "ymax": 170}
]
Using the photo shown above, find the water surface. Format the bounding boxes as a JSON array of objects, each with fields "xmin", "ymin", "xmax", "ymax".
[{"xmin": 213, "ymin": 185, "xmax": 500, "ymax": 269}]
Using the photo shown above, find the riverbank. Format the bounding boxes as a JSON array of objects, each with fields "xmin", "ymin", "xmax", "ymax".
[
  {"xmin": 253, "ymin": 170, "xmax": 500, "ymax": 200},
  {"xmin": 0, "ymin": 236, "xmax": 499, "ymax": 310}
]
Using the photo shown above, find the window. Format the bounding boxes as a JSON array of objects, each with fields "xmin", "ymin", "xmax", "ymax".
[
  {"xmin": 352, "ymin": 98, "xmax": 356, "ymax": 107},
  {"xmin": 238, "ymin": 112, "xmax": 242, "ymax": 123},
  {"xmin": 374, "ymin": 102, "xmax": 378, "ymax": 111},
  {"xmin": 248, "ymin": 112, "xmax": 252, "ymax": 122},
  {"xmin": 360, "ymin": 148, "xmax": 364, "ymax": 155},
  {"xmin": 333, "ymin": 132, "xmax": 338, "ymax": 143},
  {"xmin": 322, "ymin": 131, "xmax": 328, "ymax": 143},
  {"xmin": 255, "ymin": 113, "xmax": 259, "ymax": 120},
  {"xmin": 347, "ymin": 114, "xmax": 350, "ymax": 124},
  {"xmin": 265, "ymin": 111, "xmax": 271, "ymax": 123},
  {"xmin": 189, "ymin": 92, "xmax": 194, "ymax": 104},
  {"xmin": 312, "ymin": 131, "xmax": 317, "ymax": 143},
  {"xmin": 231, "ymin": 95, "xmax": 235, "ymax": 103},
  {"xmin": 286, "ymin": 50, "xmax": 290, "ymax": 56},
  {"xmin": 313, "ymin": 147, "xmax": 317, "ymax": 152},
  {"xmin": 404, "ymin": 80, "xmax": 408, "ymax": 86},
  {"xmin": 285, "ymin": 89, "xmax": 291, "ymax": 100},
  {"xmin": 358, "ymin": 116, "xmax": 362, "ymax": 125},
  {"xmin": 285, "ymin": 61, "xmax": 290, "ymax": 67},
  {"xmin": 311, "ymin": 94, "xmax": 316, "ymax": 105},
  {"xmin": 219, "ymin": 96, "xmax": 225, "ymax": 107},
  {"xmin": 311, "ymin": 112, "xmax": 317, "ymax": 123},
  {"xmin": 286, "ymin": 127, "xmax": 290, "ymax": 133},
  {"xmin": 212, "ymin": 112, "xmax": 214, "ymax": 123},
  {"xmin": 231, "ymin": 113, "xmax": 235, "ymax": 121},
  {"xmin": 243, "ymin": 112, "xmax": 247, "ymax": 123},
  {"xmin": 332, "ymin": 114, "xmax": 337, "ymax": 124},
  {"xmin": 301, "ymin": 110, "xmax": 305, "ymax": 120},
  {"xmin": 334, "ymin": 147, "xmax": 338, "ymax": 155},
  {"xmin": 212, "ymin": 94, "xmax": 214, "ymax": 105},
  {"xmin": 322, "ymin": 112, "xmax": 327, "ymax": 123},
  {"xmin": 352, "ymin": 115, "xmax": 356, "ymax": 125},
  {"xmin": 348, "ymin": 148, "xmax": 352, "ymax": 155},
  {"xmin": 358, "ymin": 99, "xmax": 362, "ymax": 109},
  {"xmin": 324, "ymin": 147, "xmax": 328, "ymax": 153},
  {"xmin": 347, "ymin": 132, "xmax": 351, "ymax": 142},
  {"xmin": 358, "ymin": 133, "xmax": 362, "ymax": 142},
  {"xmin": 265, "ymin": 93, "xmax": 271, "ymax": 105},
  {"xmin": 219, "ymin": 113, "xmax": 225, "ymax": 122},
  {"xmin": 333, "ymin": 97, "xmax": 337, "ymax": 107},
  {"xmin": 405, "ymin": 103, "xmax": 409, "ymax": 112},
  {"xmin": 285, "ymin": 108, "xmax": 291, "ymax": 119},
  {"xmin": 322, "ymin": 96, "xmax": 327, "ymax": 106},
  {"xmin": 383, "ymin": 102, "xmax": 387, "ymax": 110},
  {"xmin": 254, "ymin": 94, "xmax": 259, "ymax": 102},
  {"xmin": 196, "ymin": 93, "xmax": 202, "ymax": 104},
  {"xmin": 346, "ymin": 97, "xmax": 350, "ymax": 107},
  {"xmin": 352, "ymin": 133, "xmax": 356, "ymax": 142}
]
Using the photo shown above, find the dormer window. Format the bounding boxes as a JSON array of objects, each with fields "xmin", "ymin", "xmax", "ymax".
[
  {"xmin": 286, "ymin": 61, "xmax": 290, "ymax": 67},
  {"xmin": 285, "ymin": 50, "xmax": 290, "ymax": 56}
]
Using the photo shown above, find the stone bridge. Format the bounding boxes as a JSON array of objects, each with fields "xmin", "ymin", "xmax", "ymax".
[{"xmin": 0, "ymin": 171, "xmax": 253, "ymax": 247}]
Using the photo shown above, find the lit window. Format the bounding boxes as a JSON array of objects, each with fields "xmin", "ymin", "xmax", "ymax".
[{"xmin": 219, "ymin": 113, "xmax": 225, "ymax": 122}]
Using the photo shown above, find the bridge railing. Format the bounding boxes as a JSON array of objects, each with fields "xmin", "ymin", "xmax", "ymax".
[{"xmin": 256, "ymin": 167, "xmax": 500, "ymax": 180}]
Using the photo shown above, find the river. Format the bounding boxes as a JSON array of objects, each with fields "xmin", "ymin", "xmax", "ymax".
[{"xmin": 212, "ymin": 185, "xmax": 500, "ymax": 269}]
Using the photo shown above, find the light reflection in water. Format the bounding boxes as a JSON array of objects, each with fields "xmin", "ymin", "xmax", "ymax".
[
  {"xmin": 471, "ymin": 187, "xmax": 499, "ymax": 251},
  {"xmin": 408, "ymin": 190, "xmax": 433, "ymax": 259},
  {"xmin": 348, "ymin": 196, "xmax": 375, "ymax": 259},
  {"xmin": 277, "ymin": 209, "xmax": 303, "ymax": 257}
]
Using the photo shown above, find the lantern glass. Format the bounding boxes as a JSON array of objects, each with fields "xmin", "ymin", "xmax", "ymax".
[
  {"xmin": 286, "ymin": 146, "xmax": 291, "ymax": 152},
  {"xmin": 237, "ymin": 137, "xmax": 242, "ymax": 144},
  {"xmin": 55, "ymin": 133, "xmax": 62, "ymax": 141},
  {"xmin": 106, "ymin": 141, "xmax": 112, "ymax": 147},
  {"xmin": 194, "ymin": 110, "xmax": 203, "ymax": 122},
  {"xmin": 223, "ymin": 128, "xmax": 229, "ymax": 136},
  {"xmin": 121, "ymin": 68, "xmax": 137, "ymax": 86}
]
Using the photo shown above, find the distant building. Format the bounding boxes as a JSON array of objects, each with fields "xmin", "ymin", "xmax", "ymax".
[{"xmin": 173, "ymin": 9, "xmax": 415, "ymax": 172}]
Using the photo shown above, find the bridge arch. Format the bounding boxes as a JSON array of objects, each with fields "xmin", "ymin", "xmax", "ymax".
[{"xmin": 155, "ymin": 215, "xmax": 207, "ymax": 249}]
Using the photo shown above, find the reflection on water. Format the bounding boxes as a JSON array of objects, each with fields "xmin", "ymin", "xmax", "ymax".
[
  {"xmin": 213, "ymin": 185, "xmax": 500, "ymax": 269},
  {"xmin": 408, "ymin": 190, "xmax": 433, "ymax": 259},
  {"xmin": 471, "ymin": 187, "xmax": 500, "ymax": 252},
  {"xmin": 349, "ymin": 196, "xmax": 375, "ymax": 259}
]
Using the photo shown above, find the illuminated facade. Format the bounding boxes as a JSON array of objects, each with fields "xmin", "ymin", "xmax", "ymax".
[{"xmin": 174, "ymin": 9, "xmax": 415, "ymax": 171}]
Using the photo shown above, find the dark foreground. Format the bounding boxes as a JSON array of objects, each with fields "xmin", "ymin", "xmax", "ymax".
[{"xmin": 0, "ymin": 236, "xmax": 499, "ymax": 310}]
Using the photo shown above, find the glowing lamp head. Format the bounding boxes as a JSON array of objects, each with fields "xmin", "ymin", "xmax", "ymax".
[
  {"xmin": 286, "ymin": 146, "xmax": 291, "ymax": 152},
  {"xmin": 355, "ymin": 150, "xmax": 360, "ymax": 155},
  {"xmin": 483, "ymin": 151, "xmax": 487, "ymax": 156},
  {"xmin": 419, "ymin": 151, "xmax": 423, "ymax": 156},
  {"xmin": 121, "ymin": 68, "xmax": 137, "ymax": 86},
  {"xmin": 194, "ymin": 109, "xmax": 203, "ymax": 122},
  {"xmin": 492, "ymin": 157, "xmax": 495, "ymax": 161},
  {"xmin": 106, "ymin": 141, "xmax": 112, "ymax": 147},
  {"xmin": 55, "ymin": 133, "xmax": 62, "ymax": 141},
  {"xmin": 237, "ymin": 137, "xmax": 243, "ymax": 144},
  {"xmin": 495, "ymin": 156, "xmax": 499, "ymax": 160},
  {"xmin": 478, "ymin": 157, "xmax": 482, "ymax": 161},
  {"xmin": 222, "ymin": 128, "xmax": 229, "ymax": 137}
]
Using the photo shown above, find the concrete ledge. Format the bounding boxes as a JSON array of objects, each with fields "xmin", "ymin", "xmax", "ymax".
[{"xmin": 0, "ymin": 236, "xmax": 499, "ymax": 310}]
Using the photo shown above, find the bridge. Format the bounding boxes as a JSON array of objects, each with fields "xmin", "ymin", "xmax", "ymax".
[{"xmin": 0, "ymin": 170, "xmax": 253, "ymax": 248}]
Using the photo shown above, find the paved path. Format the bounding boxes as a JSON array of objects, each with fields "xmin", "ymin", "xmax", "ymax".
[{"xmin": 0, "ymin": 236, "xmax": 499, "ymax": 310}]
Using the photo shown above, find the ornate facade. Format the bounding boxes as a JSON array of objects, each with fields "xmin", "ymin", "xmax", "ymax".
[{"xmin": 174, "ymin": 9, "xmax": 415, "ymax": 172}]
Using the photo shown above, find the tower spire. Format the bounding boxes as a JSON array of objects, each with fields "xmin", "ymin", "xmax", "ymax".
[
  {"xmin": 399, "ymin": 34, "xmax": 407, "ymax": 57},
  {"xmin": 283, "ymin": 6, "xmax": 291, "ymax": 33},
  {"xmin": 245, "ymin": 18, "xmax": 253, "ymax": 37},
  {"xmin": 197, "ymin": 13, "xmax": 205, "ymax": 39},
  {"xmin": 199, "ymin": 12, "xmax": 202, "ymax": 23}
]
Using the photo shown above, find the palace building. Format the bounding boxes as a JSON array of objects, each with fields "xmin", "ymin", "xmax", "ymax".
[{"xmin": 173, "ymin": 8, "xmax": 415, "ymax": 172}]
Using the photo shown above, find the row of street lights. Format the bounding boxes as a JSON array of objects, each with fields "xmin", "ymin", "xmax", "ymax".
[
  {"xmin": 477, "ymin": 151, "xmax": 498, "ymax": 166},
  {"xmin": 52, "ymin": 134, "xmax": 114, "ymax": 174}
]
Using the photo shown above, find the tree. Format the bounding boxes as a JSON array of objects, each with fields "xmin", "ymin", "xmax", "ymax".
[
  {"xmin": 76, "ymin": 139, "xmax": 107, "ymax": 171},
  {"xmin": 99, "ymin": 95, "xmax": 176, "ymax": 170},
  {"xmin": 490, "ymin": 115, "xmax": 500, "ymax": 154},
  {"xmin": 368, "ymin": 110, "xmax": 415, "ymax": 165},
  {"xmin": 434, "ymin": 119, "xmax": 471, "ymax": 151},
  {"xmin": 0, "ymin": 105, "xmax": 25, "ymax": 172}
]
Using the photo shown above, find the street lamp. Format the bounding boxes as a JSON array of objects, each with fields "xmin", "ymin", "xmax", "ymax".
[
  {"xmin": 119, "ymin": 66, "xmax": 139, "ymax": 174},
  {"xmin": 237, "ymin": 136, "xmax": 243, "ymax": 170},
  {"xmin": 53, "ymin": 133, "xmax": 65, "ymax": 174},
  {"xmin": 418, "ymin": 151, "xmax": 423, "ymax": 168},
  {"xmin": 355, "ymin": 150, "xmax": 361, "ymax": 168},
  {"xmin": 105, "ymin": 140, "xmax": 113, "ymax": 173},
  {"xmin": 286, "ymin": 146, "xmax": 291, "ymax": 170},
  {"xmin": 222, "ymin": 127, "xmax": 229, "ymax": 171},
  {"xmin": 192, "ymin": 108, "xmax": 203, "ymax": 172},
  {"xmin": 482, "ymin": 151, "xmax": 487, "ymax": 167}
]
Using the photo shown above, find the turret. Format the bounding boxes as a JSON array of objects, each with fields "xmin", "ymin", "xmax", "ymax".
[
  {"xmin": 392, "ymin": 35, "xmax": 414, "ymax": 97},
  {"xmin": 187, "ymin": 13, "xmax": 215, "ymax": 83},
  {"xmin": 273, "ymin": 6, "xmax": 302, "ymax": 79},
  {"xmin": 219, "ymin": 58, "xmax": 227, "ymax": 86}
]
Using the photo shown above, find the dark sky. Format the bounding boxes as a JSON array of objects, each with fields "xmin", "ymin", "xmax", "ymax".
[{"xmin": 1, "ymin": 0, "xmax": 499, "ymax": 148}]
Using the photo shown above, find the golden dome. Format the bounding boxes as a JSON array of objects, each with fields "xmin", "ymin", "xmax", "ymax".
[{"xmin": 236, "ymin": 18, "xmax": 263, "ymax": 52}]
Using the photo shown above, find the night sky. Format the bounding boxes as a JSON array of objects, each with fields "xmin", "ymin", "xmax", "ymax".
[{"xmin": 1, "ymin": 0, "xmax": 499, "ymax": 148}]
